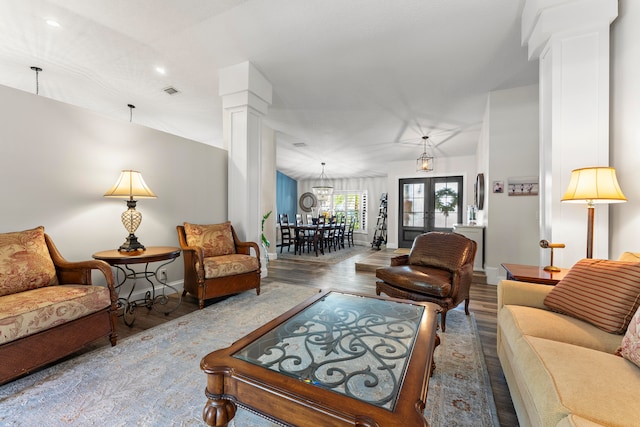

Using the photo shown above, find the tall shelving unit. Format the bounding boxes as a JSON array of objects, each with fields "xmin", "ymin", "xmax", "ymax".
[{"xmin": 371, "ymin": 193, "xmax": 387, "ymax": 250}]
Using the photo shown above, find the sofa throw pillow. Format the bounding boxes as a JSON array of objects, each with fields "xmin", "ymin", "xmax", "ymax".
[
  {"xmin": 184, "ymin": 222, "xmax": 236, "ymax": 258},
  {"xmin": 544, "ymin": 258, "xmax": 640, "ymax": 334},
  {"xmin": 617, "ymin": 306, "xmax": 640, "ymax": 368},
  {"xmin": 0, "ymin": 226, "xmax": 58, "ymax": 297}
]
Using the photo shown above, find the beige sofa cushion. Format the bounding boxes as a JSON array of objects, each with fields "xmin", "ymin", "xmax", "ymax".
[
  {"xmin": 544, "ymin": 259, "xmax": 640, "ymax": 334},
  {"xmin": 500, "ymin": 305, "xmax": 622, "ymax": 354},
  {"xmin": 618, "ymin": 252, "xmax": 640, "ymax": 262},
  {"xmin": 183, "ymin": 222, "xmax": 236, "ymax": 257},
  {"xmin": 0, "ymin": 284, "xmax": 112, "ymax": 344},
  {"xmin": 520, "ymin": 337, "xmax": 640, "ymax": 427},
  {"xmin": 557, "ymin": 415, "xmax": 613, "ymax": 427},
  {"xmin": 0, "ymin": 226, "xmax": 57, "ymax": 296}
]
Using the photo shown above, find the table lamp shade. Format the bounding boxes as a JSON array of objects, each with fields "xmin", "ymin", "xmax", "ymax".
[
  {"xmin": 104, "ymin": 170, "xmax": 157, "ymax": 199},
  {"xmin": 561, "ymin": 167, "xmax": 626, "ymax": 203},
  {"xmin": 104, "ymin": 170, "xmax": 156, "ymax": 252}
]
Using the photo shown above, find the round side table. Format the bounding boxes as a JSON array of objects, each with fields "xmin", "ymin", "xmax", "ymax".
[{"xmin": 93, "ymin": 246, "xmax": 181, "ymax": 326}]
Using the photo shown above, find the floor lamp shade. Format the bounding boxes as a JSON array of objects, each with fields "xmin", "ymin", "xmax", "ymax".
[
  {"xmin": 561, "ymin": 167, "xmax": 626, "ymax": 258},
  {"xmin": 104, "ymin": 170, "xmax": 157, "ymax": 252}
]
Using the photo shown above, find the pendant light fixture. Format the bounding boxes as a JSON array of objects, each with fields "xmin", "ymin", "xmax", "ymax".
[
  {"xmin": 312, "ymin": 162, "xmax": 333, "ymax": 201},
  {"xmin": 416, "ymin": 136, "xmax": 434, "ymax": 172},
  {"xmin": 127, "ymin": 103, "xmax": 135, "ymax": 122}
]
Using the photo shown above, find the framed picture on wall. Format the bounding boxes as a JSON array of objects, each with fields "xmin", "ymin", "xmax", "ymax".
[
  {"xmin": 507, "ymin": 176, "xmax": 539, "ymax": 196},
  {"xmin": 493, "ymin": 180, "xmax": 504, "ymax": 193}
]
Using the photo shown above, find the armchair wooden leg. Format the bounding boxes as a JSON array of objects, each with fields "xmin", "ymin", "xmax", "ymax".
[{"xmin": 440, "ymin": 310, "xmax": 447, "ymax": 333}]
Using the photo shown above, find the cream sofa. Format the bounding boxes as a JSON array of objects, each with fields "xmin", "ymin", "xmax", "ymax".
[{"xmin": 497, "ymin": 278, "xmax": 640, "ymax": 427}]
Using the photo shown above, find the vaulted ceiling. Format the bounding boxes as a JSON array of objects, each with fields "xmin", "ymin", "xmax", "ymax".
[{"xmin": 0, "ymin": 0, "xmax": 538, "ymax": 180}]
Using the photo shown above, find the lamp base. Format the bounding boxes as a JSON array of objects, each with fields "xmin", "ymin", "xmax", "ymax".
[
  {"xmin": 543, "ymin": 265, "xmax": 561, "ymax": 272},
  {"xmin": 118, "ymin": 233, "xmax": 146, "ymax": 252}
]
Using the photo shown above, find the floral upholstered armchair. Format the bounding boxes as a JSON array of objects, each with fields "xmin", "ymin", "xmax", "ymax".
[
  {"xmin": 176, "ymin": 221, "xmax": 261, "ymax": 309},
  {"xmin": 0, "ymin": 226, "xmax": 117, "ymax": 384}
]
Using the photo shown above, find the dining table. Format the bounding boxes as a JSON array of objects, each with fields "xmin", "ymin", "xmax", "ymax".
[
  {"xmin": 287, "ymin": 221, "xmax": 346, "ymax": 256},
  {"xmin": 288, "ymin": 223, "xmax": 325, "ymax": 256}
]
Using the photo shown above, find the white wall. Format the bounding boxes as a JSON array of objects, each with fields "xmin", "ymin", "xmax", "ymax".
[
  {"xmin": 297, "ymin": 177, "xmax": 387, "ymax": 247},
  {"xmin": 610, "ymin": 0, "xmax": 640, "ymax": 257},
  {"xmin": 483, "ymin": 85, "xmax": 540, "ymax": 283},
  {"xmin": 386, "ymin": 156, "xmax": 477, "ymax": 249},
  {"xmin": 261, "ymin": 126, "xmax": 277, "ymax": 267},
  {"xmin": 0, "ymin": 84, "xmax": 227, "ymax": 285}
]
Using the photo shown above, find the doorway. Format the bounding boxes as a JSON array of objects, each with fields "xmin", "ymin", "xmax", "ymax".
[{"xmin": 398, "ymin": 176, "xmax": 464, "ymax": 248}]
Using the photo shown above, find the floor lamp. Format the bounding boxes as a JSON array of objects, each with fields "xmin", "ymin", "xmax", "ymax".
[{"xmin": 561, "ymin": 167, "xmax": 627, "ymax": 259}]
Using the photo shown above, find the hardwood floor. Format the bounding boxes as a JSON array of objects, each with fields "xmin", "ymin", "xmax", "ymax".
[{"xmin": 114, "ymin": 246, "xmax": 519, "ymax": 426}]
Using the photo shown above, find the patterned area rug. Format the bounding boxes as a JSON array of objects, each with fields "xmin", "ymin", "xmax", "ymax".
[
  {"xmin": 275, "ymin": 244, "xmax": 365, "ymax": 264},
  {"xmin": 0, "ymin": 284, "xmax": 498, "ymax": 426}
]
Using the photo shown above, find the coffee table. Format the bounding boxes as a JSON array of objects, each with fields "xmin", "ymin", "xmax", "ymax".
[{"xmin": 200, "ymin": 289, "xmax": 440, "ymax": 426}]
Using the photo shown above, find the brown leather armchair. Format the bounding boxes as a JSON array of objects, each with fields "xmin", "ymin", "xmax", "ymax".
[
  {"xmin": 375, "ymin": 231, "xmax": 477, "ymax": 332},
  {"xmin": 177, "ymin": 222, "xmax": 261, "ymax": 309}
]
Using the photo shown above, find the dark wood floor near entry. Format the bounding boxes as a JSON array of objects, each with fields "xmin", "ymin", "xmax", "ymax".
[{"xmin": 115, "ymin": 247, "xmax": 519, "ymax": 427}]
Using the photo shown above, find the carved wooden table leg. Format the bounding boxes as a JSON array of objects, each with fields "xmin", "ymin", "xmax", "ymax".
[
  {"xmin": 430, "ymin": 333, "xmax": 441, "ymax": 377},
  {"xmin": 203, "ymin": 370, "xmax": 236, "ymax": 426}
]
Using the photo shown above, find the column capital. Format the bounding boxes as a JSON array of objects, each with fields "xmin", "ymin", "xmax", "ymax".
[
  {"xmin": 219, "ymin": 61, "xmax": 272, "ymax": 115},
  {"xmin": 522, "ymin": 0, "xmax": 618, "ymax": 59}
]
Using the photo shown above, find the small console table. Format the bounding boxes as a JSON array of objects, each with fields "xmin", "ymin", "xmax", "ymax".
[
  {"xmin": 501, "ymin": 263, "xmax": 570, "ymax": 286},
  {"xmin": 93, "ymin": 246, "xmax": 181, "ymax": 326}
]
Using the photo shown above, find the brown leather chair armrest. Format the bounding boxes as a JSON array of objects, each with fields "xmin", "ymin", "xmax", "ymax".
[{"xmin": 390, "ymin": 254, "xmax": 409, "ymax": 266}]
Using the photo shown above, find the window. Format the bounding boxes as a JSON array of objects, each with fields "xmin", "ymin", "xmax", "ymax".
[{"xmin": 318, "ymin": 190, "xmax": 367, "ymax": 232}]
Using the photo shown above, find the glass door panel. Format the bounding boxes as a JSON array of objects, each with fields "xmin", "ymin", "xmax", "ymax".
[{"xmin": 398, "ymin": 176, "xmax": 463, "ymax": 247}]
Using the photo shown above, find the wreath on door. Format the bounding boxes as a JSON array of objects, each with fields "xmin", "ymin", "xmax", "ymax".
[{"xmin": 434, "ymin": 188, "xmax": 458, "ymax": 217}]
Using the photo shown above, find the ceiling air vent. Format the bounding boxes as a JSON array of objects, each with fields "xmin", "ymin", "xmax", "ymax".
[
  {"xmin": 293, "ymin": 142, "xmax": 307, "ymax": 147},
  {"xmin": 163, "ymin": 86, "xmax": 180, "ymax": 95}
]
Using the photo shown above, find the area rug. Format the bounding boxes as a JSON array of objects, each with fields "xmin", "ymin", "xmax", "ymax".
[
  {"xmin": 275, "ymin": 244, "xmax": 365, "ymax": 264},
  {"xmin": 425, "ymin": 310, "xmax": 499, "ymax": 427},
  {"xmin": 0, "ymin": 285, "xmax": 498, "ymax": 427}
]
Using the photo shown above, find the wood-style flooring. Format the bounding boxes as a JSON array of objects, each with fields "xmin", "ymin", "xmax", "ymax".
[{"xmin": 114, "ymin": 246, "xmax": 519, "ymax": 427}]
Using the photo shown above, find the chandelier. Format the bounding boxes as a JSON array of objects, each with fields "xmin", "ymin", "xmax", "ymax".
[
  {"xmin": 312, "ymin": 162, "xmax": 333, "ymax": 201},
  {"xmin": 416, "ymin": 136, "xmax": 434, "ymax": 172}
]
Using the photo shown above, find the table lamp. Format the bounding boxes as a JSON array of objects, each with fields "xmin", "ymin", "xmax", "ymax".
[
  {"xmin": 104, "ymin": 170, "xmax": 157, "ymax": 252},
  {"xmin": 539, "ymin": 240, "xmax": 565, "ymax": 272},
  {"xmin": 561, "ymin": 166, "xmax": 626, "ymax": 258}
]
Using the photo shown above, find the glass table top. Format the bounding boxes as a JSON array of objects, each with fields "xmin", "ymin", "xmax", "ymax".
[{"xmin": 233, "ymin": 292, "xmax": 425, "ymax": 410}]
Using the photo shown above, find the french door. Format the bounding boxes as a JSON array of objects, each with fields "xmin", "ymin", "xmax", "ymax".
[{"xmin": 398, "ymin": 176, "xmax": 464, "ymax": 248}]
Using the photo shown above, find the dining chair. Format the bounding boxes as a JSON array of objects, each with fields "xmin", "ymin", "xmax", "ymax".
[
  {"xmin": 278, "ymin": 214, "xmax": 294, "ymax": 253},
  {"xmin": 335, "ymin": 215, "xmax": 346, "ymax": 249},
  {"xmin": 345, "ymin": 217, "xmax": 356, "ymax": 247},
  {"xmin": 323, "ymin": 220, "xmax": 337, "ymax": 252}
]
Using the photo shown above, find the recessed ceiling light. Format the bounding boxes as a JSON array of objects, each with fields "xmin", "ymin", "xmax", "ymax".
[
  {"xmin": 155, "ymin": 66, "xmax": 166, "ymax": 75},
  {"xmin": 45, "ymin": 19, "xmax": 61, "ymax": 28}
]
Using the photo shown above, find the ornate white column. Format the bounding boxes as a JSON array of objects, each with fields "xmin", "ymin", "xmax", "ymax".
[
  {"xmin": 522, "ymin": 0, "xmax": 618, "ymax": 265},
  {"xmin": 219, "ymin": 62, "xmax": 272, "ymax": 275}
]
